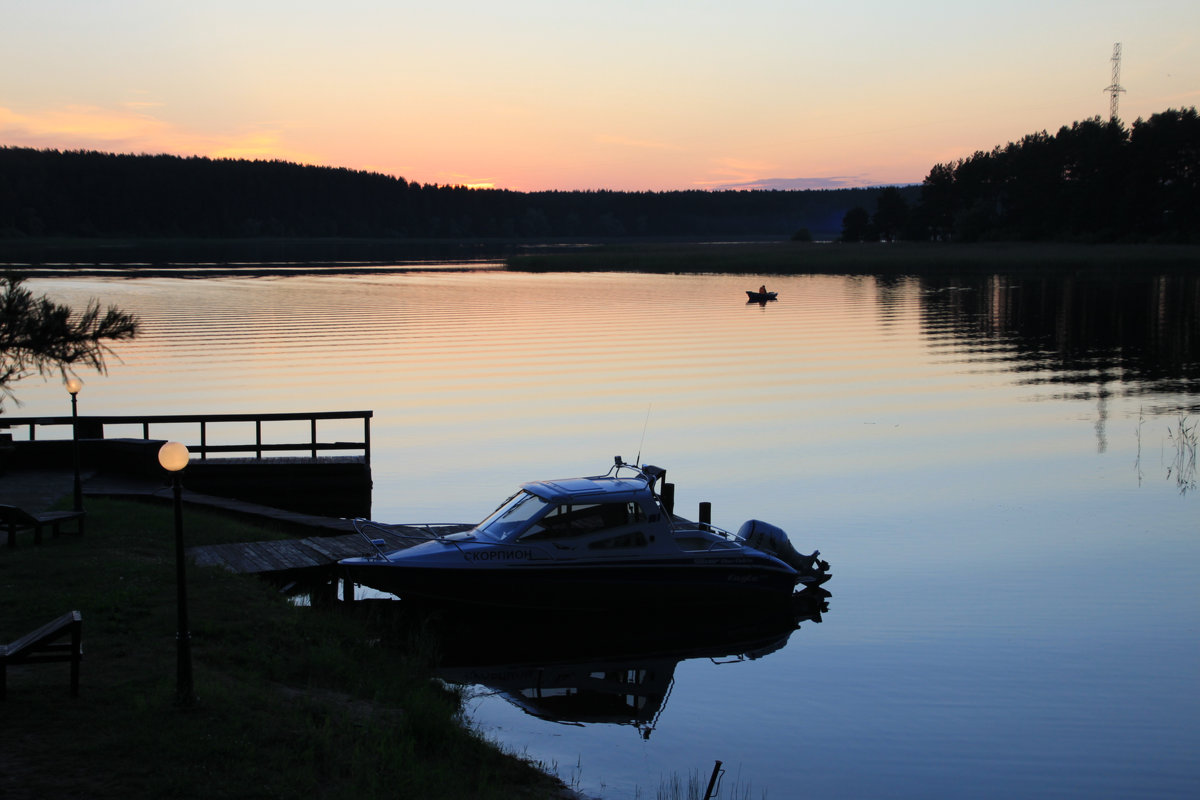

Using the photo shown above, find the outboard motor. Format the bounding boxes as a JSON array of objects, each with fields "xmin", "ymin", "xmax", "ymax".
[{"xmin": 738, "ymin": 519, "xmax": 830, "ymax": 584}]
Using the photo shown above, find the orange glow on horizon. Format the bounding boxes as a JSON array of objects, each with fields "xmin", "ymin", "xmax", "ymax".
[
  {"xmin": 0, "ymin": 99, "xmax": 968, "ymax": 190},
  {"xmin": 3, "ymin": 2, "xmax": 1197, "ymax": 192}
]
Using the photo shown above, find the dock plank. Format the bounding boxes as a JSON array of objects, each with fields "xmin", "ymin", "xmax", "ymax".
[
  {"xmin": 232, "ymin": 542, "xmax": 281, "ymax": 573},
  {"xmin": 257, "ymin": 539, "xmax": 318, "ymax": 571},
  {"xmin": 237, "ymin": 542, "xmax": 281, "ymax": 573},
  {"xmin": 186, "ymin": 524, "xmax": 473, "ymax": 576},
  {"xmin": 302, "ymin": 536, "xmax": 362, "ymax": 562}
]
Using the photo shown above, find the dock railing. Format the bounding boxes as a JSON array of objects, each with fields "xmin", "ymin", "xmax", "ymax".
[{"xmin": 0, "ymin": 410, "xmax": 372, "ymax": 464}]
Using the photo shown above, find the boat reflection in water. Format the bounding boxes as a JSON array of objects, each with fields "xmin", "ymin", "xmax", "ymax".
[{"xmin": 432, "ymin": 586, "xmax": 831, "ymax": 739}]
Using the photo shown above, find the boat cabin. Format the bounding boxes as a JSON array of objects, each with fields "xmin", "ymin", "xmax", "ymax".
[{"xmin": 471, "ymin": 469, "xmax": 737, "ymax": 556}]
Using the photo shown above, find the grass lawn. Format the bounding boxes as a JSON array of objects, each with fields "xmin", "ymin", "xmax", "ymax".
[{"xmin": 0, "ymin": 497, "xmax": 570, "ymax": 799}]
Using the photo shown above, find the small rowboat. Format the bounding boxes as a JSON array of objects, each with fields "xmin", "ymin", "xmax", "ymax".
[{"xmin": 746, "ymin": 290, "xmax": 778, "ymax": 302}]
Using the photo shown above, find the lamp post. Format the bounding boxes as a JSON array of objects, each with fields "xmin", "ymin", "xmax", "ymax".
[
  {"xmin": 65, "ymin": 377, "xmax": 83, "ymax": 511},
  {"xmin": 158, "ymin": 441, "xmax": 194, "ymax": 707}
]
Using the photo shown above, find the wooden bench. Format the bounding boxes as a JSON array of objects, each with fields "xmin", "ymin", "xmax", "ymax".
[
  {"xmin": 1, "ymin": 504, "xmax": 86, "ymax": 547},
  {"xmin": 0, "ymin": 611, "xmax": 83, "ymax": 699}
]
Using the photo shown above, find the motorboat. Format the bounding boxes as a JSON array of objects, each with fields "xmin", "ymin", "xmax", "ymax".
[
  {"xmin": 340, "ymin": 457, "xmax": 829, "ymax": 610},
  {"xmin": 746, "ymin": 289, "xmax": 778, "ymax": 303}
]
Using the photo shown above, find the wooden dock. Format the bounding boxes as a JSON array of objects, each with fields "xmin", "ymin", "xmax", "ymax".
[
  {"xmin": 2, "ymin": 409, "xmax": 374, "ymax": 518},
  {"xmin": 188, "ymin": 523, "xmax": 472, "ymax": 576}
]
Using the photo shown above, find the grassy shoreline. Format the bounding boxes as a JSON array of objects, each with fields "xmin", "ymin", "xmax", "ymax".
[
  {"xmin": 3, "ymin": 238, "xmax": 1199, "ymax": 276},
  {"xmin": 505, "ymin": 240, "xmax": 1200, "ymax": 275},
  {"xmin": 0, "ymin": 497, "xmax": 572, "ymax": 799}
]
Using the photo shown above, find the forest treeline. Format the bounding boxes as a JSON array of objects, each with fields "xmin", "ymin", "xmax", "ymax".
[
  {"xmin": 0, "ymin": 146, "xmax": 894, "ymax": 241},
  {"xmin": 845, "ymin": 107, "xmax": 1197, "ymax": 244},
  {"xmin": 1, "ymin": 107, "xmax": 1195, "ymax": 246}
]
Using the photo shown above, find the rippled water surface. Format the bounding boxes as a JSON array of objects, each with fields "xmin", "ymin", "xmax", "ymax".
[{"xmin": 17, "ymin": 268, "xmax": 1200, "ymax": 798}]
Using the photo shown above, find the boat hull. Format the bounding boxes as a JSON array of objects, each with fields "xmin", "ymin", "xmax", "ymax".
[{"xmin": 342, "ymin": 558, "xmax": 800, "ymax": 611}]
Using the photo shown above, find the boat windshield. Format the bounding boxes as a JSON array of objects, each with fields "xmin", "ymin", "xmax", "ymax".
[{"xmin": 475, "ymin": 490, "xmax": 550, "ymax": 541}]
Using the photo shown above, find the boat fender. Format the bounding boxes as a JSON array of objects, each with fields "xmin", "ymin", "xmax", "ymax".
[{"xmin": 737, "ymin": 519, "xmax": 825, "ymax": 575}]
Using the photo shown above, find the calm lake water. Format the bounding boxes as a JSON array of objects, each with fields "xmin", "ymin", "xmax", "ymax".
[{"xmin": 15, "ymin": 266, "xmax": 1200, "ymax": 799}]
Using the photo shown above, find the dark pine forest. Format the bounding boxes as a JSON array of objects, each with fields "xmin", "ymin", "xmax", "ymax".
[
  {"xmin": 0, "ymin": 147, "xmax": 890, "ymax": 242},
  {"xmin": 1, "ymin": 107, "xmax": 1196, "ymax": 247},
  {"xmin": 911, "ymin": 108, "xmax": 1199, "ymax": 243}
]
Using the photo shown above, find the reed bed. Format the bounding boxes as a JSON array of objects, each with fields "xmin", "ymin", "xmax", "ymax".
[{"xmin": 506, "ymin": 241, "xmax": 1200, "ymax": 275}]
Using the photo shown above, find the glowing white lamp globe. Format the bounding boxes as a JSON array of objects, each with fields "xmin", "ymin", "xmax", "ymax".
[
  {"xmin": 65, "ymin": 377, "xmax": 83, "ymax": 395},
  {"xmin": 158, "ymin": 441, "xmax": 190, "ymax": 473}
]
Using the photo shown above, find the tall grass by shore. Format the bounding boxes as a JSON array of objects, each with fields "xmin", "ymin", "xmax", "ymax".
[
  {"xmin": 0, "ymin": 497, "xmax": 569, "ymax": 799},
  {"xmin": 505, "ymin": 241, "xmax": 1200, "ymax": 275},
  {"xmin": 4, "ymin": 238, "xmax": 1199, "ymax": 276}
]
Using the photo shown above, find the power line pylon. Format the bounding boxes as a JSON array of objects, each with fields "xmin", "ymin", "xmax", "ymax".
[{"xmin": 1104, "ymin": 43, "xmax": 1125, "ymax": 122}]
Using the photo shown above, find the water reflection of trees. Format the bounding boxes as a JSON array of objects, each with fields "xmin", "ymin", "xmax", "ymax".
[{"xmin": 920, "ymin": 273, "xmax": 1200, "ymax": 407}]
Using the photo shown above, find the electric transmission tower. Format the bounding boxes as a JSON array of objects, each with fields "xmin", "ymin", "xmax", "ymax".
[{"xmin": 1104, "ymin": 42, "xmax": 1125, "ymax": 122}]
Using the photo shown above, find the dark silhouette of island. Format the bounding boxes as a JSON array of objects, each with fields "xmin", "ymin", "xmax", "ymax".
[{"xmin": 1, "ymin": 107, "xmax": 1195, "ymax": 259}]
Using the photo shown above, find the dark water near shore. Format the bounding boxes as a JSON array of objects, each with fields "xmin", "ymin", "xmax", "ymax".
[{"xmin": 16, "ymin": 268, "xmax": 1200, "ymax": 798}]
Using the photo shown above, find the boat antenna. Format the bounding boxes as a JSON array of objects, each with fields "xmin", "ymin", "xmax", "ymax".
[{"xmin": 635, "ymin": 404, "xmax": 652, "ymax": 466}]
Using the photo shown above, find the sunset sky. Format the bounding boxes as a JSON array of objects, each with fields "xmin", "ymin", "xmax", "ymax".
[{"xmin": 3, "ymin": 1, "xmax": 1197, "ymax": 192}]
